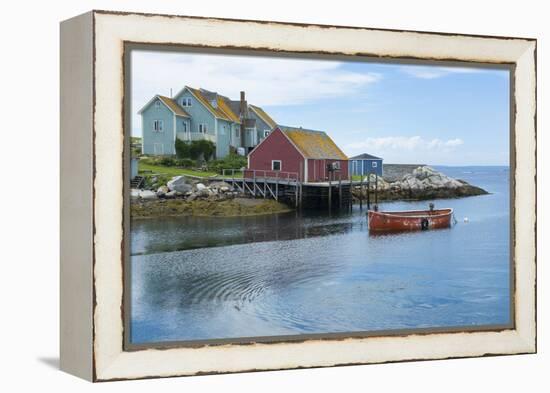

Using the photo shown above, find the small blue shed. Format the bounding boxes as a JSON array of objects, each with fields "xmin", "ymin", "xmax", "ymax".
[{"xmin": 349, "ymin": 153, "xmax": 383, "ymax": 177}]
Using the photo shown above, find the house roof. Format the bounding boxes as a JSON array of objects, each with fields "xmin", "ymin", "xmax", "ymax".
[
  {"xmin": 217, "ymin": 96, "xmax": 241, "ymax": 123},
  {"xmin": 157, "ymin": 96, "xmax": 190, "ymax": 117},
  {"xmin": 137, "ymin": 95, "xmax": 190, "ymax": 117},
  {"xmin": 249, "ymin": 104, "xmax": 277, "ymax": 129},
  {"xmin": 350, "ymin": 153, "xmax": 382, "ymax": 160},
  {"xmin": 186, "ymin": 86, "xmax": 240, "ymax": 123},
  {"xmin": 278, "ymin": 126, "xmax": 348, "ymax": 160}
]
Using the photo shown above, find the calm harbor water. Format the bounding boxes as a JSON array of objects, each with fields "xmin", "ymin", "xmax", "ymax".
[{"xmin": 130, "ymin": 166, "xmax": 511, "ymax": 344}]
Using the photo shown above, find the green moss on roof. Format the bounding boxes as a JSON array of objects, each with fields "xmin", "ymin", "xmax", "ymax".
[
  {"xmin": 158, "ymin": 96, "xmax": 190, "ymax": 117},
  {"xmin": 250, "ymin": 104, "xmax": 277, "ymax": 129},
  {"xmin": 279, "ymin": 126, "xmax": 348, "ymax": 160},
  {"xmin": 187, "ymin": 87, "xmax": 239, "ymax": 123}
]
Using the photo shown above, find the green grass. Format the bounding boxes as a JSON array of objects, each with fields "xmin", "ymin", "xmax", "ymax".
[
  {"xmin": 138, "ymin": 162, "xmax": 218, "ymax": 178},
  {"xmin": 219, "ymin": 171, "xmax": 244, "ymax": 179}
]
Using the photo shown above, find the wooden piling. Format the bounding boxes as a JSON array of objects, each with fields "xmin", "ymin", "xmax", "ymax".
[
  {"xmin": 366, "ymin": 174, "xmax": 370, "ymax": 209},
  {"xmin": 375, "ymin": 173, "xmax": 378, "ymax": 205},
  {"xmin": 359, "ymin": 175, "xmax": 363, "ymax": 210},
  {"xmin": 275, "ymin": 172, "xmax": 279, "ymax": 201},
  {"xmin": 338, "ymin": 173, "xmax": 342, "ymax": 208},
  {"xmin": 328, "ymin": 172, "xmax": 332, "ymax": 211},
  {"xmin": 253, "ymin": 171, "xmax": 256, "ymax": 197},
  {"xmin": 295, "ymin": 178, "xmax": 299, "ymax": 208}
]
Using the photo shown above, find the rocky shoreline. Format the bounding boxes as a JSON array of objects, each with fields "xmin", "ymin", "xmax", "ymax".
[
  {"xmin": 131, "ymin": 166, "xmax": 489, "ymax": 218},
  {"xmin": 131, "ymin": 198, "xmax": 292, "ymax": 219},
  {"xmin": 131, "ymin": 177, "xmax": 292, "ymax": 218},
  {"xmin": 351, "ymin": 166, "xmax": 489, "ymax": 202}
]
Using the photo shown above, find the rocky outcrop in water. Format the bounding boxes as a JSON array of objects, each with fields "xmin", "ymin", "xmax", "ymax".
[{"xmin": 352, "ymin": 166, "xmax": 488, "ymax": 201}]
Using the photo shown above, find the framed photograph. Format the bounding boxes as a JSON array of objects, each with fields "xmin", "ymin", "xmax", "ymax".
[{"xmin": 60, "ymin": 10, "xmax": 537, "ymax": 382}]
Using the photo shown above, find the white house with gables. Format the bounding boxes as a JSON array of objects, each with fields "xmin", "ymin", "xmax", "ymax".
[{"xmin": 139, "ymin": 86, "xmax": 278, "ymax": 159}]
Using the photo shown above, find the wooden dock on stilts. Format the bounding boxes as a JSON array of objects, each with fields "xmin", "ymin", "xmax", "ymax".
[{"xmin": 216, "ymin": 169, "xmax": 357, "ymax": 211}]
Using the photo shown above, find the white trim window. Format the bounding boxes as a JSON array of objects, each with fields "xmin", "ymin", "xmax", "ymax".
[
  {"xmin": 263, "ymin": 130, "xmax": 270, "ymax": 138},
  {"xmin": 153, "ymin": 120, "xmax": 164, "ymax": 132},
  {"xmin": 235, "ymin": 128, "xmax": 240, "ymax": 138},
  {"xmin": 198, "ymin": 123, "xmax": 207, "ymax": 133},
  {"xmin": 272, "ymin": 160, "xmax": 282, "ymax": 171},
  {"xmin": 180, "ymin": 97, "xmax": 192, "ymax": 107},
  {"xmin": 155, "ymin": 100, "xmax": 161, "ymax": 109},
  {"xmin": 372, "ymin": 161, "xmax": 378, "ymax": 168},
  {"xmin": 182, "ymin": 121, "xmax": 187, "ymax": 132}
]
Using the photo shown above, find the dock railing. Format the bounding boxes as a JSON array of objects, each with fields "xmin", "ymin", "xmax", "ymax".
[
  {"xmin": 222, "ymin": 168, "xmax": 300, "ymax": 203},
  {"xmin": 222, "ymin": 169, "xmax": 299, "ymax": 183}
]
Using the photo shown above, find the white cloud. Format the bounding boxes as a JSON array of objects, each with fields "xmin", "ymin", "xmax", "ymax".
[
  {"xmin": 131, "ymin": 51, "xmax": 381, "ymax": 134},
  {"xmin": 346, "ymin": 136, "xmax": 464, "ymax": 151},
  {"xmin": 342, "ymin": 135, "xmax": 465, "ymax": 165},
  {"xmin": 400, "ymin": 65, "xmax": 483, "ymax": 79}
]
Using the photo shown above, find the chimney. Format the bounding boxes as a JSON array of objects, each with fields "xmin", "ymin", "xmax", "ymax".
[{"xmin": 240, "ymin": 91, "xmax": 247, "ymax": 148}]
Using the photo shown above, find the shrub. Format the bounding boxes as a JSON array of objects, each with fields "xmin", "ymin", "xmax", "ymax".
[
  {"xmin": 174, "ymin": 158, "xmax": 195, "ymax": 168},
  {"xmin": 208, "ymin": 154, "xmax": 247, "ymax": 174},
  {"xmin": 158, "ymin": 156, "xmax": 177, "ymax": 167},
  {"xmin": 190, "ymin": 140, "xmax": 216, "ymax": 161},
  {"xmin": 175, "ymin": 138, "xmax": 191, "ymax": 159},
  {"xmin": 175, "ymin": 139, "xmax": 216, "ymax": 161}
]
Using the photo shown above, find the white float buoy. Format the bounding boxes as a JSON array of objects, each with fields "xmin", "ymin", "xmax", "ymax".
[{"xmin": 464, "ymin": 217, "xmax": 469, "ymax": 223}]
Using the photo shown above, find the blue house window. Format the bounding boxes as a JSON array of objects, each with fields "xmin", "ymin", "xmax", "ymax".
[
  {"xmin": 199, "ymin": 123, "xmax": 207, "ymax": 133},
  {"xmin": 372, "ymin": 161, "xmax": 378, "ymax": 168},
  {"xmin": 153, "ymin": 120, "xmax": 164, "ymax": 132},
  {"xmin": 180, "ymin": 97, "xmax": 192, "ymax": 107},
  {"xmin": 155, "ymin": 100, "xmax": 161, "ymax": 109}
]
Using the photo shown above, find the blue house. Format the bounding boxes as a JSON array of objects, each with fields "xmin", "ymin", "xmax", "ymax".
[
  {"xmin": 138, "ymin": 86, "xmax": 277, "ymax": 159},
  {"xmin": 349, "ymin": 153, "xmax": 383, "ymax": 177}
]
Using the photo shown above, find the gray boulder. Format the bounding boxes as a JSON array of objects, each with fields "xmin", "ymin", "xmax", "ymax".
[
  {"xmin": 165, "ymin": 190, "xmax": 178, "ymax": 198},
  {"xmin": 209, "ymin": 181, "xmax": 232, "ymax": 190},
  {"xmin": 139, "ymin": 190, "xmax": 157, "ymax": 200},
  {"xmin": 167, "ymin": 176, "xmax": 192, "ymax": 193},
  {"xmin": 156, "ymin": 185, "xmax": 169, "ymax": 197}
]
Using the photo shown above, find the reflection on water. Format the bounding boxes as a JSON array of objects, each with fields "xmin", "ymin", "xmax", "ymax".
[{"xmin": 130, "ymin": 166, "xmax": 511, "ymax": 343}]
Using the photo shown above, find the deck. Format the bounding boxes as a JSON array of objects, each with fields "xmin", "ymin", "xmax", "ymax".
[{"xmin": 210, "ymin": 169, "xmax": 380, "ymax": 210}]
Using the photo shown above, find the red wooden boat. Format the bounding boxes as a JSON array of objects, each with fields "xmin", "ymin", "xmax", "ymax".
[{"xmin": 368, "ymin": 206, "xmax": 453, "ymax": 232}]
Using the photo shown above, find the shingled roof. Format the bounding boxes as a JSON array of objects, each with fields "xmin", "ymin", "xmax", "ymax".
[
  {"xmin": 278, "ymin": 126, "xmax": 348, "ymax": 160},
  {"xmin": 249, "ymin": 104, "xmax": 277, "ymax": 129},
  {"xmin": 138, "ymin": 95, "xmax": 190, "ymax": 117},
  {"xmin": 157, "ymin": 96, "xmax": 190, "ymax": 117},
  {"xmin": 186, "ymin": 87, "xmax": 241, "ymax": 123}
]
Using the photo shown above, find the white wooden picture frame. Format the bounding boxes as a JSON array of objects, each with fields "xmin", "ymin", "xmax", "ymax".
[{"xmin": 60, "ymin": 10, "xmax": 536, "ymax": 381}]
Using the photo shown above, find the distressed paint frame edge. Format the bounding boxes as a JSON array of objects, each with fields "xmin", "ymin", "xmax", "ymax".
[
  {"xmin": 60, "ymin": 10, "xmax": 536, "ymax": 382},
  {"xmin": 59, "ymin": 11, "xmax": 95, "ymax": 381}
]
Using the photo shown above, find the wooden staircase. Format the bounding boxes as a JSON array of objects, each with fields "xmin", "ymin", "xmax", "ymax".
[{"xmin": 130, "ymin": 176, "xmax": 144, "ymax": 189}]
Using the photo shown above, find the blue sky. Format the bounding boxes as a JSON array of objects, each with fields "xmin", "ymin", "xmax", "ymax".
[{"xmin": 131, "ymin": 51, "xmax": 510, "ymax": 166}]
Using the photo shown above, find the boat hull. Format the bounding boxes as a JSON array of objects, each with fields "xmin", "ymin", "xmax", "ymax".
[{"xmin": 368, "ymin": 208, "xmax": 453, "ymax": 232}]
